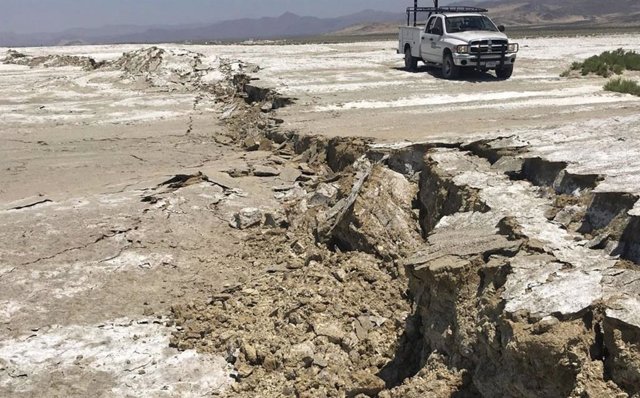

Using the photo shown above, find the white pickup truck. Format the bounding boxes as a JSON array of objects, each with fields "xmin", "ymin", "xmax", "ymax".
[{"xmin": 399, "ymin": 3, "xmax": 519, "ymax": 79}]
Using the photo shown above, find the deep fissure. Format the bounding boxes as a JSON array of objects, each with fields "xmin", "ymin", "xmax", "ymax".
[{"xmin": 165, "ymin": 59, "xmax": 640, "ymax": 397}]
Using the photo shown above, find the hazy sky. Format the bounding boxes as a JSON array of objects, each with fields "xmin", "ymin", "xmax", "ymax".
[{"xmin": 1, "ymin": 0, "xmax": 455, "ymax": 33}]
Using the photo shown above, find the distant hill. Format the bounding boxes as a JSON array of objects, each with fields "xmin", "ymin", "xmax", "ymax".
[
  {"xmin": 113, "ymin": 10, "xmax": 404, "ymax": 43},
  {"xmin": 2, "ymin": 2, "xmax": 638, "ymax": 48},
  {"xmin": 0, "ymin": 10, "xmax": 403, "ymax": 47},
  {"xmin": 332, "ymin": 23, "xmax": 403, "ymax": 37},
  {"xmin": 333, "ymin": 0, "xmax": 640, "ymax": 37},
  {"xmin": 471, "ymin": 0, "xmax": 640, "ymax": 26}
]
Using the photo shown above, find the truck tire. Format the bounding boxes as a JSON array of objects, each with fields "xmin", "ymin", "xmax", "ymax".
[
  {"xmin": 496, "ymin": 65, "xmax": 514, "ymax": 80},
  {"xmin": 405, "ymin": 48, "xmax": 418, "ymax": 71},
  {"xmin": 442, "ymin": 53, "xmax": 460, "ymax": 79}
]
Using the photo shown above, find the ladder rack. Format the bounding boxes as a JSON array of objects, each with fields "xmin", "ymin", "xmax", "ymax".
[{"xmin": 406, "ymin": 1, "xmax": 489, "ymax": 26}]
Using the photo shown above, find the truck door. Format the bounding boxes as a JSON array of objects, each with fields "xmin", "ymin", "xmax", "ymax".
[{"xmin": 421, "ymin": 16, "xmax": 444, "ymax": 63}]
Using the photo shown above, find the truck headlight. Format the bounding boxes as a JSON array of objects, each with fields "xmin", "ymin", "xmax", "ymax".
[
  {"xmin": 456, "ymin": 45, "xmax": 469, "ymax": 54},
  {"xmin": 508, "ymin": 43, "xmax": 519, "ymax": 53}
]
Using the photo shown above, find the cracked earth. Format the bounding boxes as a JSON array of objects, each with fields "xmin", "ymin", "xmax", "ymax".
[{"xmin": 1, "ymin": 34, "xmax": 640, "ymax": 397}]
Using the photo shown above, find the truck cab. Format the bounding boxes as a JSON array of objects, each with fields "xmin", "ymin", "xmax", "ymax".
[{"xmin": 398, "ymin": 2, "xmax": 518, "ymax": 79}]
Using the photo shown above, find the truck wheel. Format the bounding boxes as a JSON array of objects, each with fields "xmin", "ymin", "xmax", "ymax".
[
  {"xmin": 442, "ymin": 53, "xmax": 460, "ymax": 79},
  {"xmin": 496, "ymin": 65, "xmax": 514, "ymax": 79},
  {"xmin": 404, "ymin": 48, "xmax": 418, "ymax": 72}
]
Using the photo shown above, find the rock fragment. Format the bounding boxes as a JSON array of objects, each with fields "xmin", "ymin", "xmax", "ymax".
[
  {"xmin": 264, "ymin": 211, "xmax": 288, "ymax": 229},
  {"xmin": 235, "ymin": 363, "xmax": 254, "ymax": 379},
  {"xmin": 252, "ymin": 165, "xmax": 281, "ymax": 177},
  {"xmin": 308, "ymin": 183, "xmax": 338, "ymax": 208},
  {"xmin": 332, "ymin": 268, "xmax": 348, "ymax": 283},
  {"xmin": 243, "ymin": 136, "xmax": 261, "ymax": 151},
  {"xmin": 226, "ymin": 165, "xmax": 251, "ymax": 178},
  {"xmin": 312, "ymin": 355, "xmax": 328, "ymax": 369},
  {"xmin": 220, "ymin": 104, "xmax": 238, "ymax": 120},
  {"xmin": 587, "ymin": 233, "xmax": 609, "ymax": 250},
  {"xmin": 269, "ymin": 156, "xmax": 288, "ymax": 165},
  {"xmin": 229, "ymin": 208, "xmax": 263, "ymax": 229},
  {"xmin": 287, "ymin": 342, "xmax": 315, "ymax": 367},
  {"xmin": 312, "ymin": 321, "xmax": 345, "ymax": 344},
  {"xmin": 346, "ymin": 371, "xmax": 386, "ymax": 398},
  {"xmin": 272, "ymin": 184, "xmax": 295, "ymax": 192},
  {"xmin": 553, "ymin": 204, "xmax": 583, "ymax": 228},
  {"xmin": 298, "ymin": 163, "xmax": 315, "ymax": 175}
]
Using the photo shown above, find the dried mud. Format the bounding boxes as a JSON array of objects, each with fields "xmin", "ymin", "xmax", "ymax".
[
  {"xmin": 168, "ymin": 59, "xmax": 640, "ymax": 398},
  {"xmin": 2, "ymin": 42, "xmax": 640, "ymax": 398}
]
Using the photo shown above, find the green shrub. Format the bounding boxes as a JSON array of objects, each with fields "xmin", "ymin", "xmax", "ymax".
[
  {"xmin": 562, "ymin": 48, "xmax": 640, "ymax": 78},
  {"xmin": 604, "ymin": 77, "xmax": 640, "ymax": 97}
]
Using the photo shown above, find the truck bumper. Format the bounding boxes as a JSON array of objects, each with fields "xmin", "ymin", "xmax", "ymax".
[{"xmin": 453, "ymin": 53, "xmax": 517, "ymax": 69}]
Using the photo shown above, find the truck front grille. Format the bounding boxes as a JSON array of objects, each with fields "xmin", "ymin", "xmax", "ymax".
[{"xmin": 470, "ymin": 40, "xmax": 508, "ymax": 54}]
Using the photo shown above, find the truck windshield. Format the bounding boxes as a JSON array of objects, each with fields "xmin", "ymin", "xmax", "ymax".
[{"xmin": 445, "ymin": 16, "xmax": 498, "ymax": 33}]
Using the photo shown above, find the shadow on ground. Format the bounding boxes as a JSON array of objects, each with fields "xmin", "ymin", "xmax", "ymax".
[{"xmin": 392, "ymin": 65, "xmax": 503, "ymax": 82}]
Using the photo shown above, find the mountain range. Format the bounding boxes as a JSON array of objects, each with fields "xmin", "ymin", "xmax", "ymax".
[
  {"xmin": 334, "ymin": 0, "xmax": 640, "ymax": 37},
  {"xmin": 0, "ymin": 10, "xmax": 403, "ymax": 47},
  {"xmin": 1, "ymin": 1, "xmax": 639, "ymax": 48},
  {"xmin": 472, "ymin": 0, "xmax": 640, "ymax": 26}
]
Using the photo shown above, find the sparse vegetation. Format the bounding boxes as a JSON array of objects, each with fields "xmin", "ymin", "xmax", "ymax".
[
  {"xmin": 561, "ymin": 48, "xmax": 640, "ymax": 78},
  {"xmin": 604, "ymin": 77, "xmax": 640, "ymax": 96}
]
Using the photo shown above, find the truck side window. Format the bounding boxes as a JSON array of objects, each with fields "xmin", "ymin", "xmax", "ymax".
[
  {"xmin": 426, "ymin": 17, "xmax": 437, "ymax": 34},
  {"xmin": 433, "ymin": 18, "xmax": 444, "ymax": 35}
]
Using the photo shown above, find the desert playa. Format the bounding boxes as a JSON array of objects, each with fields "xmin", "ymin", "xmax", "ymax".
[{"xmin": 1, "ymin": 32, "xmax": 640, "ymax": 397}]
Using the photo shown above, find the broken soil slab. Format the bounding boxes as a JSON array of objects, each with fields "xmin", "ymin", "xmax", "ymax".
[
  {"xmin": 398, "ymin": 145, "xmax": 640, "ymax": 396},
  {"xmin": 251, "ymin": 165, "xmax": 281, "ymax": 177}
]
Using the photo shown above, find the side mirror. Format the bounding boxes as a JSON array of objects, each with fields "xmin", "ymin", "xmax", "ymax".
[
  {"xmin": 434, "ymin": 27, "xmax": 443, "ymax": 36},
  {"xmin": 498, "ymin": 25, "xmax": 506, "ymax": 32}
]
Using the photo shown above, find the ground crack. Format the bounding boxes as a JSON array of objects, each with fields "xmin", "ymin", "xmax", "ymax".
[
  {"xmin": 19, "ymin": 223, "xmax": 140, "ymax": 266},
  {"xmin": 8, "ymin": 199, "xmax": 52, "ymax": 211}
]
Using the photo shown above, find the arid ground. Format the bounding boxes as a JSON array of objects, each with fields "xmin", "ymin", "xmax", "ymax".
[{"xmin": 1, "ymin": 34, "xmax": 640, "ymax": 397}]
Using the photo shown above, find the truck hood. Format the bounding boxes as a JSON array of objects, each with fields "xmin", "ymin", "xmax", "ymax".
[{"xmin": 446, "ymin": 31, "xmax": 508, "ymax": 43}]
